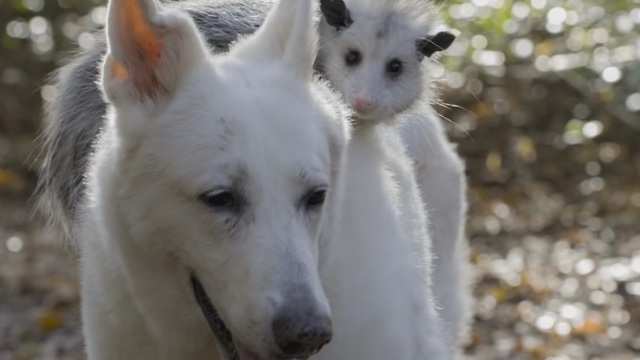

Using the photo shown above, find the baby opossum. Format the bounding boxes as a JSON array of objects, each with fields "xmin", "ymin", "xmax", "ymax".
[{"xmin": 317, "ymin": 0, "xmax": 470, "ymax": 351}]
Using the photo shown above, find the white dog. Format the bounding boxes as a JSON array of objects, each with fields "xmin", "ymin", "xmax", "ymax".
[
  {"xmin": 38, "ymin": 0, "xmax": 463, "ymax": 359},
  {"xmin": 73, "ymin": 0, "xmax": 349, "ymax": 358}
]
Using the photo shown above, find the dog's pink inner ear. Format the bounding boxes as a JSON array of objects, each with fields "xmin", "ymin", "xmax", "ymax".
[
  {"xmin": 119, "ymin": 0, "xmax": 162, "ymax": 63},
  {"xmin": 112, "ymin": 0, "xmax": 165, "ymax": 97},
  {"xmin": 108, "ymin": 55, "xmax": 129, "ymax": 79}
]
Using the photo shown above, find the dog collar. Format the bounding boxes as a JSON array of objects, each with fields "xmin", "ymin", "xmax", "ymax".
[{"xmin": 190, "ymin": 274, "xmax": 239, "ymax": 360}]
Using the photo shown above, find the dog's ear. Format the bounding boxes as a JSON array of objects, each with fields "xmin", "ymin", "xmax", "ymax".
[
  {"xmin": 230, "ymin": 0, "xmax": 317, "ymax": 80},
  {"xmin": 320, "ymin": 0, "xmax": 353, "ymax": 30},
  {"xmin": 102, "ymin": 0, "xmax": 207, "ymax": 105},
  {"xmin": 416, "ymin": 31, "xmax": 456, "ymax": 58}
]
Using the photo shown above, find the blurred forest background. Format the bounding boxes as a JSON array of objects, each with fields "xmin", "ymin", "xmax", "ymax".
[{"xmin": 0, "ymin": 0, "xmax": 639, "ymax": 359}]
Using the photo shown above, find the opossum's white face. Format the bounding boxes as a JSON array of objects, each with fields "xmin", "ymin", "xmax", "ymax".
[
  {"xmin": 320, "ymin": 19, "xmax": 426, "ymax": 121},
  {"xmin": 318, "ymin": 0, "xmax": 455, "ymax": 122}
]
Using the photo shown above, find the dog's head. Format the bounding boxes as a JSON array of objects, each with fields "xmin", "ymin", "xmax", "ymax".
[{"xmin": 100, "ymin": 0, "xmax": 350, "ymax": 358}]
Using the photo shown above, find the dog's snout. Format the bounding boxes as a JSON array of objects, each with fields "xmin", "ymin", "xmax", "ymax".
[{"xmin": 272, "ymin": 309, "xmax": 332, "ymax": 357}]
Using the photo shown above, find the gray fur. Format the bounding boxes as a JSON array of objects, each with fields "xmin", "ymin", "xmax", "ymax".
[{"xmin": 37, "ymin": 0, "xmax": 274, "ymax": 238}]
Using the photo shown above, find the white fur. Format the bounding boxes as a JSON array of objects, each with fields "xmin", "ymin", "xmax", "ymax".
[
  {"xmin": 315, "ymin": 122, "xmax": 451, "ymax": 360},
  {"xmin": 399, "ymin": 102, "xmax": 471, "ymax": 348},
  {"xmin": 80, "ymin": 0, "xmax": 350, "ymax": 359}
]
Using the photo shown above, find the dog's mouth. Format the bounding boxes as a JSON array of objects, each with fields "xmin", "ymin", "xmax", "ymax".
[
  {"xmin": 190, "ymin": 275, "xmax": 238, "ymax": 359},
  {"xmin": 190, "ymin": 273, "xmax": 325, "ymax": 360},
  {"xmin": 191, "ymin": 275, "xmax": 299, "ymax": 360}
]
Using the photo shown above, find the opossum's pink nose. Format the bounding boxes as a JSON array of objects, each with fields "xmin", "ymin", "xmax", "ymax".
[{"xmin": 351, "ymin": 95, "xmax": 374, "ymax": 114}]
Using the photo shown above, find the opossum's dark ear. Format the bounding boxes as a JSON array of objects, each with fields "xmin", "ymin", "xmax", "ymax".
[
  {"xmin": 320, "ymin": 0, "xmax": 353, "ymax": 29},
  {"xmin": 416, "ymin": 31, "xmax": 456, "ymax": 58}
]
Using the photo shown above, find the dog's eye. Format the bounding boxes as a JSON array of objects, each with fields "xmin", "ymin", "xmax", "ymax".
[
  {"xmin": 344, "ymin": 49, "xmax": 362, "ymax": 67},
  {"xmin": 386, "ymin": 58, "xmax": 403, "ymax": 76},
  {"xmin": 199, "ymin": 190, "xmax": 237, "ymax": 210},
  {"xmin": 305, "ymin": 189, "xmax": 327, "ymax": 209}
]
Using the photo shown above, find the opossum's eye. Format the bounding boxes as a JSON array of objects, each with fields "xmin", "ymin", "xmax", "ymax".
[
  {"xmin": 386, "ymin": 58, "xmax": 403, "ymax": 77},
  {"xmin": 344, "ymin": 49, "xmax": 362, "ymax": 67},
  {"xmin": 304, "ymin": 188, "xmax": 328, "ymax": 209},
  {"xmin": 199, "ymin": 190, "xmax": 239, "ymax": 211}
]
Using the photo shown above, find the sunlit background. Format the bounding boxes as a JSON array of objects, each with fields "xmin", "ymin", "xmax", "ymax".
[{"xmin": 0, "ymin": 0, "xmax": 639, "ymax": 359}]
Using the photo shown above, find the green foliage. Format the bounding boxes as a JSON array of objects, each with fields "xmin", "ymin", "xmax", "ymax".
[{"xmin": 0, "ymin": 0, "xmax": 103, "ymax": 137}]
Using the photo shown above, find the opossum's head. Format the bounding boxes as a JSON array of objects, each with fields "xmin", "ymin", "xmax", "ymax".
[{"xmin": 318, "ymin": 0, "xmax": 455, "ymax": 122}]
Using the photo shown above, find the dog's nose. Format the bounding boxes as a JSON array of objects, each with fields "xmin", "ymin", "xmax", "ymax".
[{"xmin": 272, "ymin": 309, "xmax": 332, "ymax": 357}]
